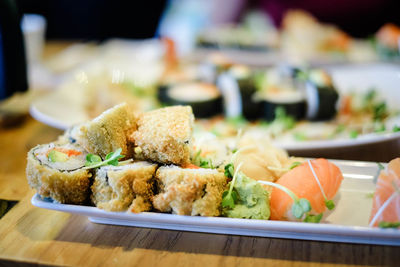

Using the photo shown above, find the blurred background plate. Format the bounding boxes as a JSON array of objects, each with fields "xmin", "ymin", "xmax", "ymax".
[{"xmin": 30, "ymin": 62, "xmax": 400, "ymax": 150}]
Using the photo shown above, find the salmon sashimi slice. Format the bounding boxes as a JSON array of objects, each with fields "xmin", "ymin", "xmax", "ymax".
[
  {"xmin": 270, "ymin": 158, "xmax": 343, "ymax": 221},
  {"xmin": 369, "ymin": 158, "xmax": 400, "ymax": 228}
]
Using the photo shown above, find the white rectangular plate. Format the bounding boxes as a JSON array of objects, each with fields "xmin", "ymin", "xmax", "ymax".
[{"xmin": 31, "ymin": 159, "xmax": 400, "ymax": 246}]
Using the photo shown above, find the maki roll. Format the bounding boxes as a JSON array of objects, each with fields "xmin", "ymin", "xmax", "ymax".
[
  {"xmin": 57, "ymin": 123, "xmax": 83, "ymax": 145},
  {"xmin": 91, "ymin": 161, "xmax": 157, "ymax": 212},
  {"xmin": 157, "ymin": 82, "xmax": 170, "ymax": 104},
  {"xmin": 305, "ymin": 69, "xmax": 339, "ymax": 121},
  {"xmin": 76, "ymin": 103, "xmax": 136, "ymax": 159},
  {"xmin": 258, "ymin": 89, "xmax": 306, "ymax": 121},
  {"xmin": 254, "ymin": 67, "xmax": 306, "ymax": 121},
  {"xmin": 158, "ymin": 82, "xmax": 223, "ymax": 118},
  {"xmin": 229, "ymin": 65, "xmax": 262, "ymax": 120},
  {"xmin": 152, "ymin": 165, "xmax": 227, "ymax": 216},
  {"xmin": 26, "ymin": 142, "xmax": 91, "ymax": 204},
  {"xmin": 130, "ymin": 106, "xmax": 194, "ymax": 166}
]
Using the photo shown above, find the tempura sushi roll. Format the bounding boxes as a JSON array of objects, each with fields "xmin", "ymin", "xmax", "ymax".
[
  {"xmin": 158, "ymin": 82, "xmax": 223, "ymax": 118},
  {"xmin": 26, "ymin": 142, "xmax": 91, "ymax": 204},
  {"xmin": 153, "ymin": 165, "xmax": 227, "ymax": 216},
  {"xmin": 91, "ymin": 161, "xmax": 157, "ymax": 212},
  {"xmin": 56, "ymin": 123, "xmax": 83, "ymax": 145},
  {"xmin": 305, "ymin": 69, "xmax": 339, "ymax": 121},
  {"xmin": 77, "ymin": 102, "xmax": 136, "ymax": 158},
  {"xmin": 130, "ymin": 106, "xmax": 194, "ymax": 166}
]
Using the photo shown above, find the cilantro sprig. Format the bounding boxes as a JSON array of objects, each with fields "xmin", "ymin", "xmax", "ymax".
[
  {"xmin": 192, "ymin": 149, "xmax": 215, "ymax": 169},
  {"xmin": 378, "ymin": 221, "xmax": 400, "ymax": 229},
  {"xmin": 289, "ymin": 161, "xmax": 302, "ymax": 170},
  {"xmin": 274, "ymin": 107, "xmax": 295, "ymax": 130},
  {"xmin": 199, "ymin": 158, "xmax": 214, "ymax": 169},
  {"xmin": 224, "ymin": 163, "xmax": 234, "ymax": 178},
  {"xmin": 221, "ymin": 162, "xmax": 243, "ymax": 209},
  {"xmin": 84, "ymin": 148, "xmax": 125, "ymax": 169}
]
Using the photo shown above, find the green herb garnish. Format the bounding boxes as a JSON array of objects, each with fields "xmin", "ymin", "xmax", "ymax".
[
  {"xmin": 366, "ymin": 192, "xmax": 374, "ymax": 199},
  {"xmin": 304, "ymin": 213, "xmax": 323, "ymax": 223},
  {"xmin": 349, "ymin": 130, "xmax": 358, "ymax": 139},
  {"xmin": 294, "ymin": 132, "xmax": 307, "ymax": 141},
  {"xmin": 289, "ymin": 161, "xmax": 302, "ymax": 170},
  {"xmin": 274, "ymin": 107, "xmax": 295, "ymax": 130},
  {"xmin": 373, "ymin": 122, "xmax": 386, "ymax": 132},
  {"xmin": 325, "ymin": 200, "xmax": 335, "ymax": 210},
  {"xmin": 378, "ymin": 162, "xmax": 385, "ymax": 170},
  {"xmin": 224, "ymin": 163, "xmax": 234, "ymax": 178},
  {"xmin": 378, "ymin": 221, "xmax": 400, "ymax": 229},
  {"xmin": 124, "ymin": 81, "xmax": 148, "ymax": 97},
  {"xmin": 85, "ymin": 154, "xmax": 102, "ymax": 165},
  {"xmin": 373, "ymin": 163, "xmax": 385, "ymax": 184},
  {"xmin": 373, "ymin": 102, "xmax": 388, "ymax": 122},
  {"xmin": 393, "ymin": 125, "xmax": 400, "ymax": 132},
  {"xmin": 84, "ymin": 148, "xmax": 124, "ymax": 169},
  {"xmin": 192, "ymin": 150, "xmax": 202, "ymax": 164},
  {"xmin": 193, "ymin": 149, "xmax": 215, "ymax": 169},
  {"xmin": 199, "ymin": 158, "xmax": 214, "ymax": 169},
  {"xmin": 221, "ymin": 162, "xmax": 243, "ymax": 209},
  {"xmin": 227, "ymin": 116, "xmax": 247, "ymax": 128},
  {"xmin": 221, "ymin": 190, "xmax": 238, "ymax": 209},
  {"xmin": 364, "ymin": 89, "xmax": 377, "ymax": 103}
]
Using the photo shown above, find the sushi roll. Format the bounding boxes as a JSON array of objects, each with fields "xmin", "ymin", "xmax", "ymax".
[
  {"xmin": 256, "ymin": 88, "xmax": 306, "ymax": 121},
  {"xmin": 57, "ymin": 123, "xmax": 83, "ymax": 145},
  {"xmin": 130, "ymin": 106, "xmax": 194, "ymax": 166},
  {"xmin": 229, "ymin": 65, "xmax": 262, "ymax": 120},
  {"xmin": 152, "ymin": 165, "xmax": 227, "ymax": 216},
  {"xmin": 77, "ymin": 103, "xmax": 136, "ymax": 159},
  {"xmin": 91, "ymin": 161, "xmax": 158, "ymax": 212},
  {"xmin": 157, "ymin": 82, "xmax": 223, "ymax": 118},
  {"xmin": 26, "ymin": 142, "xmax": 91, "ymax": 204},
  {"xmin": 305, "ymin": 69, "xmax": 339, "ymax": 121},
  {"xmin": 157, "ymin": 83, "xmax": 171, "ymax": 105}
]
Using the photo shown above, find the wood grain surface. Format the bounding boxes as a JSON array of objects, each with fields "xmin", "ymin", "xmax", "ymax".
[{"xmin": 0, "ymin": 117, "xmax": 399, "ymax": 267}]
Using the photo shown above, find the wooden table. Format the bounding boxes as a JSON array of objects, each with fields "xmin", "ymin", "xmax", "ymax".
[{"xmin": 0, "ymin": 41, "xmax": 399, "ymax": 266}]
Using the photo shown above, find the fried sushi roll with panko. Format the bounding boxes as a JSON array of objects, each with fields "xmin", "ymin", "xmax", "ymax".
[
  {"xmin": 77, "ymin": 102, "xmax": 136, "ymax": 159},
  {"xmin": 26, "ymin": 142, "xmax": 91, "ymax": 204},
  {"xmin": 130, "ymin": 106, "xmax": 194, "ymax": 166},
  {"xmin": 91, "ymin": 161, "xmax": 157, "ymax": 212},
  {"xmin": 153, "ymin": 165, "xmax": 227, "ymax": 216},
  {"xmin": 56, "ymin": 123, "xmax": 83, "ymax": 145}
]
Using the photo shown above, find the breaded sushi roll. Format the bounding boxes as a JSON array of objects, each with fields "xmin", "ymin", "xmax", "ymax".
[
  {"xmin": 130, "ymin": 106, "xmax": 194, "ymax": 166},
  {"xmin": 91, "ymin": 161, "xmax": 157, "ymax": 212},
  {"xmin": 57, "ymin": 123, "xmax": 83, "ymax": 145},
  {"xmin": 153, "ymin": 165, "xmax": 227, "ymax": 216},
  {"xmin": 77, "ymin": 102, "xmax": 136, "ymax": 158},
  {"xmin": 26, "ymin": 143, "xmax": 91, "ymax": 204}
]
